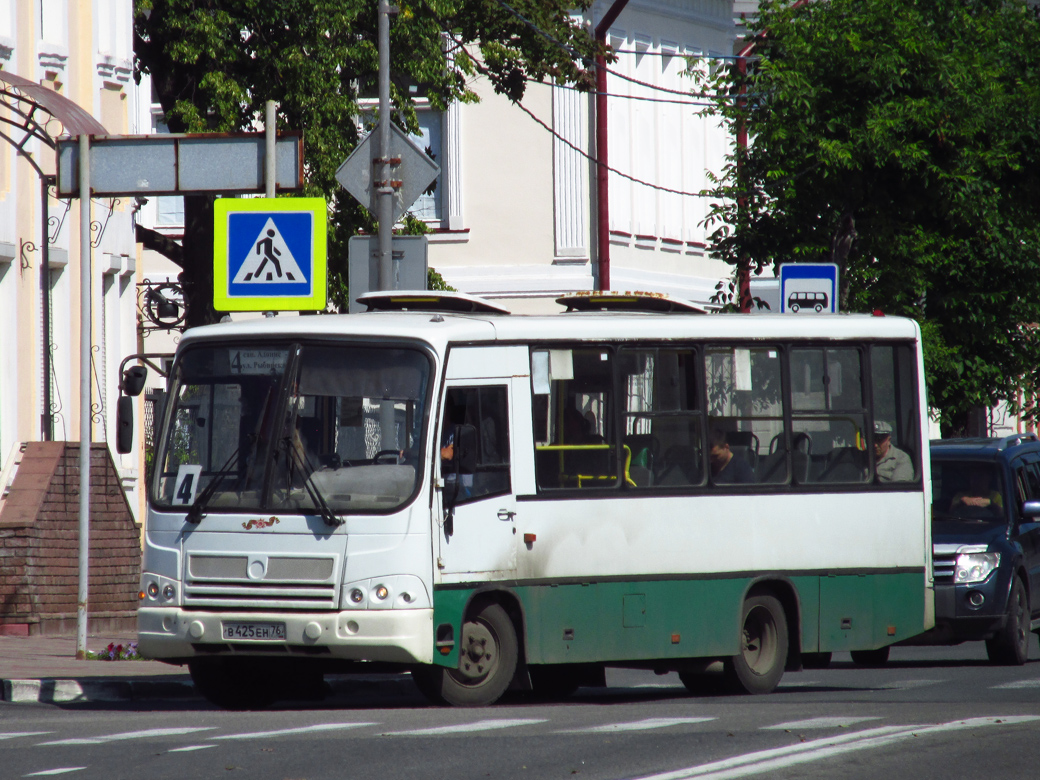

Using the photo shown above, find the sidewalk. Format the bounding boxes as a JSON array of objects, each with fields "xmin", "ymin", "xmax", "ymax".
[{"xmin": 0, "ymin": 634, "xmax": 195, "ymax": 704}]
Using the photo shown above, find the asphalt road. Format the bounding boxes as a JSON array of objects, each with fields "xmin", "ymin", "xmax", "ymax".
[{"xmin": 4, "ymin": 643, "xmax": 1040, "ymax": 780}]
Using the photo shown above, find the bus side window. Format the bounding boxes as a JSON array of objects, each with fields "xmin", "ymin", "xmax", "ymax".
[
  {"xmin": 870, "ymin": 344, "xmax": 920, "ymax": 483},
  {"xmin": 620, "ymin": 347, "xmax": 704, "ymax": 488},
  {"xmin": 442, "ymin": 386, "xmax": 511, "ymax": 503},
  {"xmin": 705, "ymin": 346, "xmax": 785, "ymax": 486},
  {"xmin": 532, "ymin": 347, "xmax": 616, "ymax": 490}
]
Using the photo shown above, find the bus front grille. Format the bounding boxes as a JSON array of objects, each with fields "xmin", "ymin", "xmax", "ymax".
[{"xmin": 184, "ymin": 554, "xmax": 338, "ymax": 610}]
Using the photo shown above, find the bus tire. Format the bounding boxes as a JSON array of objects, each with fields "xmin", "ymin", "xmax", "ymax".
[
  {"xmin": 189, "ymin": 659, "xmax": 278, "ymax": 710},
  {"xmin": 986, "ymin": 577, "xmax": 1029, "ymax": 665},
  {"xmin": 414, "ymin": 602, "xmax": 518, "ymax": 707},
  {"xmin": 724, "ymin": 594, "xmax": 788, "ymax": 694}
]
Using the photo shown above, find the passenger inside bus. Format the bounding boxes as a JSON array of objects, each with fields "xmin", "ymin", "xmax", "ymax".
[
  {"xmin": 873, "ymin": 420, "xmax": 914, "ymax": 482},
  {"xmin": 709, "ymin": 429, "xmax": 755, "ymax": 484}
]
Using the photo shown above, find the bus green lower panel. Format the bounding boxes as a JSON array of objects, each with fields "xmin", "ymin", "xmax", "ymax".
[{"xmin": 432, "ymin": 570, "xmax": 925, "ymax": 667}]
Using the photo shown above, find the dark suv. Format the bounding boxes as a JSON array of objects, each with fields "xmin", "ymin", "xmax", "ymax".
[{"xmin": 921, "ymin": 435, "xmax": 1040, "ymax": 664}]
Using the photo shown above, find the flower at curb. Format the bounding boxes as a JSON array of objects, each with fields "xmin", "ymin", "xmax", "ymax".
[{"xmin": 87, "ymin": 641, "xmax": 140, "ymax": 661}]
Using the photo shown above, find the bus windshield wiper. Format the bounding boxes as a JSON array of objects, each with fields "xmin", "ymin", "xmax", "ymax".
[
  {"xmin": 282, "ymin": 437, "xmax": 343, "ymax": 527},
  {"xmin": 186, "ymin": 444, "xmax": 243, "ymax": 525}
]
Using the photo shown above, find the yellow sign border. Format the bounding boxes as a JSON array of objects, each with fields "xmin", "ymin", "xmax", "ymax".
[{"xmin": 213, "ymin": 197, "xmax": 327, "ymax": 312}]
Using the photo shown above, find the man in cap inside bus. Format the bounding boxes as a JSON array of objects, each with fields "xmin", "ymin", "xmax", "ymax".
[{"xmin": 873, "ymin": 420, "xmax": 913, "ymax": 482}]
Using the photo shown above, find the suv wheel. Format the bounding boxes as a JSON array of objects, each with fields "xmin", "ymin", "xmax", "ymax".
[{"xmin": 986, "ymin": 577, "xmax": 1030, "ymax": 665}]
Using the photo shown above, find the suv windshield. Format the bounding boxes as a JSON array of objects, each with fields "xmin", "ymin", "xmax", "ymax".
[
  {"xmin": 931, "ymin": 459, "xmax": 1006, "ymax": 526},
  {"xmin": 153, "ymin": 342, "xmax": 431, "ymax": 515}
]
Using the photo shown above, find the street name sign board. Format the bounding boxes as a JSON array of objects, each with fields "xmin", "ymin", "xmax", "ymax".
[
  {"xmin": 335, "ymin": 123, "xmax": 440, "ymax": 224},
  {"xmin": 213, "ymin": 198, "xmax": 327, "ymax": 312},
  {"xmin": 779, "ymin": 263, "xmax": 839, "ymax": 314},
  {"xmin": 56, "ymin": 132, "xmax": 304, "ymax": 197}
]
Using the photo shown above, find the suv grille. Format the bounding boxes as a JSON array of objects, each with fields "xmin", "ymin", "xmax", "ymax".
[
  {"xmin": 932, "ymin": 544, "xmax": 962, "ymax": 582},
  {"xmin": 184, "ymin": 554, "xmax": 338, "ymax": 610}
]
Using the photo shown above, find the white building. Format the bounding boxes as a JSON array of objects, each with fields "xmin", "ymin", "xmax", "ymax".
[
  {"xmin": 415, "ymin": 0, "xmax": 739, "ymax": 312},
  {"xmin": 0, "ymin": 0, "xmax": 144, "ymax": 516}
]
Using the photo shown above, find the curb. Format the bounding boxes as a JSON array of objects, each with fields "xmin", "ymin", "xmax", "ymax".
[
  {"xmin": 1, "ymin": 674, "xmax": 416, "ymax": 705},
  {"xmin": 2, "ymin": 678, "xmax": 197, "ymax": 704}
]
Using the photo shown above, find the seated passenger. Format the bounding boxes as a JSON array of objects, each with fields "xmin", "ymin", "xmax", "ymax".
[
  {"xmin": 873, "ymin": 420, "xmax": 914, "ymax": 482},
  {"xmin": 709, "ymin": 429, "xmax": 755, "ymax": 484}
]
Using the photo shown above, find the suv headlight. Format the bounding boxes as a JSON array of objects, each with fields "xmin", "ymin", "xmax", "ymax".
[{"xmin": 954, "ymin": 552, "xmax": 1000, "ymax": 584}]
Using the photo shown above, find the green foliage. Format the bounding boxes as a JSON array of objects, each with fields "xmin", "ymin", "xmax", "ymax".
[
  {"xmin": 704, "ymin": 0, "xmax": 1040, "ymax": 429},
  {"xmin": 135, "ymin": 0, "xmax": 604, "ymax": 324}
]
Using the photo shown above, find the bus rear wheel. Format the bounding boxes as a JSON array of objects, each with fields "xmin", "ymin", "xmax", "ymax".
[
  {"xmin": 413, "ymin": 602, "xmax": 518, "ymax": 707},
  {"xmin": 725, "ymin": 594, "xmax": 788, "ymax": 694}
]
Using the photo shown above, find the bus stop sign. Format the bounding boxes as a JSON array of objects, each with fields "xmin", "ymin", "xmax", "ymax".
[{"xmin": 779, "ymin": 263, "xmax": 839, "ymax": 314}]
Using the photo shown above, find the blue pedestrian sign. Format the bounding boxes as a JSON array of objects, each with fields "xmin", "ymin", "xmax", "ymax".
[
  {"xmin": 779, "ymin": 263, "xmax": 839, "ymax": 314},
  {"xmin": 214, "ymin": 198, "xmax": 327, "ymax": 312}
]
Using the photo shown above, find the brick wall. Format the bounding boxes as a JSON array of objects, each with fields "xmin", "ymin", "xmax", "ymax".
[{"xmin": 0, "ymin": 442, "xmax": 141, "ymax": 636}]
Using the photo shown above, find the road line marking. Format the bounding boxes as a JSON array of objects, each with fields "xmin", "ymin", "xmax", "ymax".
[
  {"xmin": 762, "ymin": 717, "xmax": 881, "ymax": 730},
  {"xmin": 384, "ymin": 719, "xmax": 545, "ymax": 736},
  {"xmin": 1, "ymin": 732, "xmax": 52, "ymax": 740},
  {"xmin": 23, "ymin": 769, "xmax": 86, "ymax": 777},
  {"xmin": 168, "ymin": 745, "xmax": 219, "ymax": 752},
  {"xmin": 992, "ymin": 678, "xmax": 1040, "ymax": 689},
  {"xmin": 627, "ymin": 717, "xmax": 1040, "ymax": 780},
  {"xmin": 211, "ymin": 723, "xmax": 377, "ymax": 740},
  {"xmin": 559, "ymin": 718, "xmax": 716, "ymax": 734},
  {"xmin": 37, "ymin": 727, "xmax": 216, "ymax": 746}
]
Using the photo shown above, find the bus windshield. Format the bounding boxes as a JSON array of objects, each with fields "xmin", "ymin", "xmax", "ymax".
[{"xmin": 153, "ymin": 342, "xmax": 432, "ymax": 515}]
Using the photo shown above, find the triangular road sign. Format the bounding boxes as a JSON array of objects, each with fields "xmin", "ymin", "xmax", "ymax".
[{"xmin": 231, "ymin": 218, "xmax": 308, "ymax": 284}]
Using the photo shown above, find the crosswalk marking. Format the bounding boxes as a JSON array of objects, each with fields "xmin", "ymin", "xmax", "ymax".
[
  {"xmin": 627, "ymin": 716, "xmax": 1040, "ymax": 780},
  {"xmin": 23, "ymin": 769, "xmax": 86, "ymax": 777},
  {"xmin": 559, "ymin": 718, "xmax": 715, "ymax": 734},
  {"xmin": 762, "ymin": 717, "xmax": 880, "ymax": 730},
  {"xmin": 168, "ymin": 745, "xmax": 219, "ymax": 752},
  {"xmin": 211, "ymin": 723, "xmax": 377, "ymax": 741},
  {"xmin": 37, "ymin": 727, "xmax": 215, "ymax": 747},
  {"xmin": 384, "ymin": 719, "xmax": 545, "ymax": 737},
  {"xmin": 1, "ymin": 732, "xmax": 51, "ymax": 741},
  {"xmin": 876, "ymin": 679, "xmax": 944, "ymax": 690},
  {"xmin": 991, "ymin": 678, "xmax": 1040, "ymax": 689}
]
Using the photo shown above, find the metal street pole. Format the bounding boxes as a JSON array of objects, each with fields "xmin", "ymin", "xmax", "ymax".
[
  {"xmin": 77, "ymin": 133, "xmax": 91, "ymax": 659},
  {"xmin": 377, "ymin": 0, "xmax": 394, "ymax": 291},
  {"xmin": 265, "ymin": 101, "xmax": 276, "ymax": 199}
]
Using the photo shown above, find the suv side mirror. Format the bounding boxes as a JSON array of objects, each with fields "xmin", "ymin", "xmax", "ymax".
[{"xmin": 1022, "ymin": 500, "xmax": 1040, "ymax": 519}]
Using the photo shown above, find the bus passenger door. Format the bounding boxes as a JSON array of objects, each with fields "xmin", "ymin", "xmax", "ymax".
[{"xmin": 436, "ymin": 377, "xmax": 520, "ymax": 579}]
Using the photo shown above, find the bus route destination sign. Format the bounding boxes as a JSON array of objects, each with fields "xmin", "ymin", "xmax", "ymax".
[{"xmin": 213, "ymin": 197, "xmax": 327, "ymax": 312}]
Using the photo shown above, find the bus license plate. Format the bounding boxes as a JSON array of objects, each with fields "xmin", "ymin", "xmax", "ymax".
[{"xmin": 222, "ymin": 622, "xmax": 286, "ymax": 640}]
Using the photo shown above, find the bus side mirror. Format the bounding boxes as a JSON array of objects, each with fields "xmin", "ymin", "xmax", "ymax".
[
  {"xmin": 455, "ymin": 424, "xmax": 478, "ymax": 474},
  {"xmin": 121, "ymin": 365, "xmax": 147, "ymax": 397},
  {"xmin": 116, "ymin": 395, "xmax": 134, "ymax": 454}
]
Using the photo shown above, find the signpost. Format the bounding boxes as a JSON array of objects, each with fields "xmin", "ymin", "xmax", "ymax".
[
  {"xmin": 347, "ymin": 235, "xmax": 428, "ymax": 312},
  {"xmin": 213, "ymin": 197, "xmax": 327, "ymax": 312},
  {"xmin": 779, "ymin": 263, "xmax": 839, "ymax": 314}
]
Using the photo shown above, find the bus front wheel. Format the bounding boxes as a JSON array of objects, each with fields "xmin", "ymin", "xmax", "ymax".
[
  {"xmin": 413, "ymin": 602, "xmax": 518, "ymax": 707},
  {"xmin": 725, "ymin": 594, "xmax": 788, "ymax": 694}
]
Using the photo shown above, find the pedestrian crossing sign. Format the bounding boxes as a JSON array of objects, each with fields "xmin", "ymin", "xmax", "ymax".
[{"xmin": 213, "ymin": 198, "xmax": 327, "ymax": 312}]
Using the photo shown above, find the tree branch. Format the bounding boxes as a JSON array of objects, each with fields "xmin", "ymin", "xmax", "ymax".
[{"xmin": 136, "ymin": 223, "xmax": 184, "ymax": 268}]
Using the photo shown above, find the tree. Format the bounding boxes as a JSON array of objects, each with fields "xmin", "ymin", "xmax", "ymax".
[
  {"xmin": 134, "ymin": 0, "xmax": 605, "ymax": 326},
  {"xmin": 704, "ymin": 0, "xmax": 1040, "ymax": 433}
]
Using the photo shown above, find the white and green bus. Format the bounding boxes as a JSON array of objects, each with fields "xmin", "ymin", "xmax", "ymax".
[{"xmin": 136, "ymin": 291, "xmax": 933, "ymax": 708}]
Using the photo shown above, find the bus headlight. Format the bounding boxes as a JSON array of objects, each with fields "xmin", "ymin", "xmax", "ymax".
[
  {"xmin": 954, "ymin": 552, "xmax": 999, "ymax": 584},
  {"xmin": 349, "ymin": 588, "xmax": 365, "ymax": 604}
]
